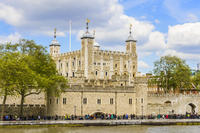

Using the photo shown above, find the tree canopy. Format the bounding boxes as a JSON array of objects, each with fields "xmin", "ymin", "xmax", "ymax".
[
  {"xmin": 0, "ymin": 39, "xmax": 68, "ymax": 118},
  {"xmin": 149, "ymin": 55, "xmax": 192, "ymax": 93},
  {"xmin": 192, "ymin": 71, "xmax": 200, "ymax": 89}
]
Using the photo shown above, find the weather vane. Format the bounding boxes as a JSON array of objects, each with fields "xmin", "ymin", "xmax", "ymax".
[
  {"xmin": 93, "ymin": 29, "xmax": 95, "ymax": 37},
  {"xmin": 86, "ymin": 18, "xmax": 90, "ymax": 33},
  {"xmin": 129, "ymin": 24, "xmax": 132, "ymax": 35},
  {"xmin": 54, "ymin": 28, "xmax": 57, "ymax": 39}
]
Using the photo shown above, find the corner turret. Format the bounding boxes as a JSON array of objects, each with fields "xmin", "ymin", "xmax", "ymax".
[
  {"xmin": 81, "ymin": 19, "xmax": 94, "ymax": 79},
  {"xmin": 50, "ymin": 28, "xmax": 60, "ymax": 56},
  {"xmin": 126, "ymin": 24, "xmax": 137, "ymax": 54}
]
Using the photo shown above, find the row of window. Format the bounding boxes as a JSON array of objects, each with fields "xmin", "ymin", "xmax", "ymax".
[
  {"xmin": 49, "ymin": 98, "xmax": 137, "ymax": 105},
  {"xmin": 94, "ymin": 62, "xmax": 108, "ymax": 66},
  {"xmin": 66, "ymin": 72, "xmax": 75, "ymax": 77},
  {"xmin": 59, "ymin": 61, "xmax": 135, "ymax": 70},
  {"xmin": 136, "ymin": 98, "xmax": 144, "ymax": 104},
  {"xmin": 95, "ymin": 71, "xmax": 108, "ymax": 76},
  {"xmin": 62, "ymin": 71, "xmax": 135, "ymax": 78},
  {"xmin": 59, "ymin": 60, "xmax": 81, "ymax": 69},
  {"xmin": 83, "ymin": 98, "xmax": 115, "ymax": 104},
  {"xmin": 93, "ymin": 63, "xmax": 133, "ymax": 70}
]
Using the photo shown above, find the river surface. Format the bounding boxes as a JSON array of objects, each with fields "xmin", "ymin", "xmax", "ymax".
[{"xmin": 0, "ymin": 125, "xmax": 200, "ymax": 133}]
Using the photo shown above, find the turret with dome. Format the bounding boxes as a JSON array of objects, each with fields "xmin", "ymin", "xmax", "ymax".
[
  {"xmin": 49, "ymin": 28, "xmax": 60, "ymax": 55},
  {"xmin": 126, "ymin": 24, "xmax": 137, "ymax": 54},
  {"xmin": 49, "ymin": 20, "xmax": 137, "ymax": 82}
]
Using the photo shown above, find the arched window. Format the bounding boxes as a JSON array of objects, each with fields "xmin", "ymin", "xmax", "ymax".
[
  {"xmin": 186, "ymin": 103, "xmax": 196, "ymax": 114},
  {"xmin": 96, "ymin": 71, "xmax": 98, "ymax": 76},
  {"xmin": 72, "ymin": 72, "xmax": 75, "ymax": 77},
  {"xmin": 105, "ymin": 72, "xmax": 108, "ymax": 76},
  {"xmin": 164, "ymin": 101, "xmax": 172, "ymax": 106}
]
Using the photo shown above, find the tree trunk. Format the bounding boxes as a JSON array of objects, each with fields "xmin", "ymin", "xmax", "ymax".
[
  {"xmin": 19, "ymin": 93, "xmax": 25, "ymax": 119},
  {"xmin": 1, "ymin": 91, "xmax": 7, "ymax": 121}
]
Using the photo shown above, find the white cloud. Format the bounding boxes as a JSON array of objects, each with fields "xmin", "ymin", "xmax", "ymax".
[
  {"xmin": 138, "ymin": 60, "xmax": 150, "ymax": 69},
  {"xmin": 138, "ymin": 31, "xmax": 166, "ymax": 51},
  {"xmin": 122, "ymin": 0, "xmax": 149, "ymax": 10},
  {"xmin": 167, "ymin": 22, "xmax": 200, "ymax": 48},
  {"xmin": 154, "ymin": 19, "xmax": 160, "ymax": 24},
  {"xmin": 162, "ymin": 49, "xmax": 200, "ymax": 61},
  {"xmin": 0, "ymin": 0, "xmax": 155, "ymax": 46},
  {"xmin": 0, "ymin": 3, "xmax": 23, "ymax": 26},
  {"xmin": 139, "ymin": 21, "xmax": 200, "ymax": 63},
  {"xmin": 93, "ymin": 15, "xmax": 154, "ymax": 46},
  {"xmin": 1, "ymin": 0, "xmax": 125, "ymax": 35},
  {"xmin": 0, "ymin": 33, "xmax": 21, "ymax": 44},
  {"xmin": 187, "ymin": 14, "xmax": 199, "ymax": 22}
]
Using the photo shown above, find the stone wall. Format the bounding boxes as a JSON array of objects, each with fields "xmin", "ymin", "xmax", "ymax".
[
  {"xmin": 0, "ymin": 93, "xmax": 46, "ymax": 116},
  {"xmin": 147, "ymin": 93, "xmax": 200, "ymax": 115},
  {"xmin": 47, "ymin": 87, "xmax": 137, "ymax": 116},
  {"xmin": 0, "ymin": 104, "xmax": 46, "ymax": 117}
]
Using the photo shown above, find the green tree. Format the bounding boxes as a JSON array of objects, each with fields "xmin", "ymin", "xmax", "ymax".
[
  {"xmin": 0, "ymin": 43, "xmax": 18, "ymax": 120},
  {"xmin": 13, "ymin": 39, "xmax": 68, "ymax": 117},
  {"xmin": 192, "ymin": 72, "xmax": 200, "ymax": 89},
  {"xmin": 0, "ymin": 40, "xmax": 68, "ymax": 118},
  {"xmin": 149, "ymin": 56, "xmax": 191, "ymax": 93}
]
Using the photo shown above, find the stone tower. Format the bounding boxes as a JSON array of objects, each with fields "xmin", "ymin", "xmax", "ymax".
[
  {"xmin": 80, "ymin": 19, "xmax": 94, "ymax": 79},
  {"xmin": 125, "ymin": 24, "xmax": 138, "ymax": 84},
  {"xmin": 50, "ymin": 28, "xmax": 60, "ymax": 56},
  {"xmin": 126, "ymin": 24, "xmax": 136, "ymax": 54}
]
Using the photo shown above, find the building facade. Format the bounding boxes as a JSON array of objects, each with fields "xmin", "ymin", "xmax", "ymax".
[{"xmin": 47, "ymin": 22, "xmax": 148, "ymax": 116}]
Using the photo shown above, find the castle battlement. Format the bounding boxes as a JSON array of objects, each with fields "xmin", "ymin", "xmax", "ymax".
[
  {"xmin": 54, "ymin": 50, "xmax": 81, "ymax": 57},
  {"xmin": 148, "ymin": 93, "xmax": 200, "ymax": 97},
  {"xmin": 94, "ymin": 50, "xmax": 129, "ymax": 56},
  {"xmin": 49, "ymin": 21, "xmax": 138, "ymax": 83}
]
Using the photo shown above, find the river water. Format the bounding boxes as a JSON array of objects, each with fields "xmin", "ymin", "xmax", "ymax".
[{"xmin": 0, "ymin": 125, "xmax": 200, "ymax": 133}]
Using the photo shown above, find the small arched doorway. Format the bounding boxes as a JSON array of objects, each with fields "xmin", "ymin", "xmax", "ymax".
[
  {"xmin": 92, "ymin": 112, "xmax": 105, "ymax": 119},
  {"xmin": 164, "ymin": 101, "xmax": 172, "ymax": 106},
  {"xmin": 186, "ymin": 103, "xmax": 196, "ymax": 114}
]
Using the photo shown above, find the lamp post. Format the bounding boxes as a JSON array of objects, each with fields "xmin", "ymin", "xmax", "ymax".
[{"xmin": 74, "ymin": 105, "xmax": 77, "ymax": 116}]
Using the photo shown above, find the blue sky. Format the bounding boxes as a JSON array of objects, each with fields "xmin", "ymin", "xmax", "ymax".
[{"xmin": 0, "ymin": 0, "xmax": 200, "ymax": 73}]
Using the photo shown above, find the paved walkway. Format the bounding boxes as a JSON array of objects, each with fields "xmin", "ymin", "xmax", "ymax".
[{"xmin": 1, "ymin": 119, "xmax": 200, "ymax": 126}]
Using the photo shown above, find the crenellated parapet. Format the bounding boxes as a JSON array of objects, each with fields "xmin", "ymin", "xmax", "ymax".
[
  {"xmin": 148, "ymin": 93, "xmax": 200, "ymax": 97},
  {"xmin": 54, "ymin": 50, "xmax": 81, "ymax": 58}
]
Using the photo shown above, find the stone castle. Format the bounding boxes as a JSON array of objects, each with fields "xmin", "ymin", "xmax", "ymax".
[
  {"xmin": 47, "ymin": 21, "xmax": 147, "ymax": 116},
  {"xmin": 0, "ymin": 21, "xmax": 200, "ymax": 117}
]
